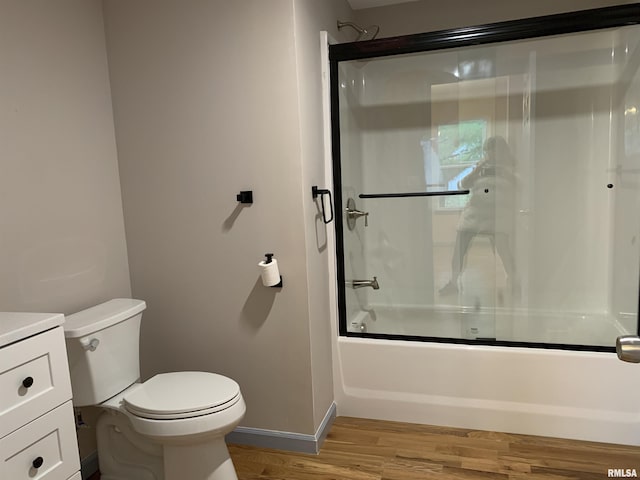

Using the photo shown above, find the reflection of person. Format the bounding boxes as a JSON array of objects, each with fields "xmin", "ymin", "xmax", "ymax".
[{"xmin": 439, "ymin": 136, "xmax": 517, "ymax": 295}]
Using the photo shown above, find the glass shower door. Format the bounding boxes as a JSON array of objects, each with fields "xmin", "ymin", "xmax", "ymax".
[{"xmin": 331, "ymin": 6, "xmax": 640, "ymax": 350}]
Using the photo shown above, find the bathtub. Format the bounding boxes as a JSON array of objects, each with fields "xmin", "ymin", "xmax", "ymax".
[
  {"xmin": 332, "ymin": 308, "xmax": 640, "ymax": 446},
  {"xmin": 319, "ymin": 31, "xmax": 640, "ymax": 447}
]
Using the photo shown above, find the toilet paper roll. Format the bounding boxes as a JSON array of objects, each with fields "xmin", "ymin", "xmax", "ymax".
[{"xmin": 258, "ymin": 258, "xmax": 280, "ymax": 287}]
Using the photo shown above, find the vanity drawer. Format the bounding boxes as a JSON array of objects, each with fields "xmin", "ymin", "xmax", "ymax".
[
  {"xmin": 0, "ymin": 400, "xmax": 79, "ymax": 480},
  {"xmin": 0, "ymin": 326, "xmax": 72, "ymax": 438}
]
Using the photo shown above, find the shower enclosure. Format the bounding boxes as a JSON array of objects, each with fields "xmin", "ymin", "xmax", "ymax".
[{"xmin": 330, "ymin": 5, "xmax": 640, "ymax": 351}]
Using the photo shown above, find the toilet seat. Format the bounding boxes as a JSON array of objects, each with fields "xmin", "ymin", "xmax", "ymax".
[
  {"xmin": 99, "ymin": 373, "xmax": 246, "ymax": 442},
  {"xmin": 123, "ymin": 372, "xmax": 241, "ymax": 420}
]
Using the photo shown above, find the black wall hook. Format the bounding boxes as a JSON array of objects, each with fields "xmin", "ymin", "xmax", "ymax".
[
  {"xmin": 236, "ymin": 190, "xmax": 253, "ymax": 204},
  {"xmin": 312, "ymin": 186, "xmax": 334, "ymax": 224}
]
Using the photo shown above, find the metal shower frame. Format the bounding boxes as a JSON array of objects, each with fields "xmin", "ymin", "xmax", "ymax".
[{"xmin": 328, "ymin": 4, "xmax": 640, "ymax": 352}]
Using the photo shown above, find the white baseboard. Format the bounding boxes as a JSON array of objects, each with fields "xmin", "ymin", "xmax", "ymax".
[{"xmin": 226, "ymin": 402, "xmax": 337, "ymax": 454}]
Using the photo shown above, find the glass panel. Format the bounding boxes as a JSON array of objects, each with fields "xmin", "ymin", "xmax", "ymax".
[{"xmin": 336, "ymin": 25, "xmax": 640, "ymax": 348}]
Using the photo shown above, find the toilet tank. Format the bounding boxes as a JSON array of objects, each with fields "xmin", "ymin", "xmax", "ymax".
[{"xmin": 64, "ymin": 299, "xmax": 146, "ymax": 406}]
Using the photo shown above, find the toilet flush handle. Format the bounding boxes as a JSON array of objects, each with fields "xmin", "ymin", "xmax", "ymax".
[{"xmin": 80, "ymin": 337, "xmax": 100, "ymax": 352}]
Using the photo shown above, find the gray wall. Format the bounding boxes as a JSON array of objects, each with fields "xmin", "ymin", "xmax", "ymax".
[
  {"xmin": 293, "ymin": 0, "xmax": 354, "ymax": 429},
  {"xmin": 0, "ymin": 0, "xmax": 131, "ymax": 315},
  {"xmin": 103, "ymin": 0, "xmax": 352, "ymax": 435},
  {"xmin": 0, "ymin": 0, "xmax": 131, "ymax": 461}
]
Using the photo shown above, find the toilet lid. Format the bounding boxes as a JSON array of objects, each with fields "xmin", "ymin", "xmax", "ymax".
[{"xmin": 123, "ymin": 372, "xmax": 240, "ymax": 419}]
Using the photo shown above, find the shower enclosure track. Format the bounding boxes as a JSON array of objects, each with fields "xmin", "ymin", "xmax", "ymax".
[{"xmin": 329, "ymin": 4, "xmax": 640, "ymax": 62}]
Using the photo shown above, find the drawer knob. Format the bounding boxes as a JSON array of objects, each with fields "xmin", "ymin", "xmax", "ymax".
[
  {"xmin": 32, "ymin": 457, "xmax": 44, "ymax": 469},
  {"xmin": 22, "ymin": 376, "xmax": 34, "ymax": 388}
]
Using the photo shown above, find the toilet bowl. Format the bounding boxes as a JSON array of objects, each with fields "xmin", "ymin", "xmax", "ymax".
[{"xmin": 64, "ymin": 299, "xmax": 245, "ymax": 480}]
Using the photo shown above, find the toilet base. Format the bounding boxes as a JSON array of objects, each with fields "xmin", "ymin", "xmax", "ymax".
[
  {"xmin": 164, "ymin": 438, "xmax": 238, "ymax": 480},
  {"xmin": 97, "ymin": 410, "xmax": 163, "ymax": 480},
  {"xmin": 96, "ymin": 408, "xmax": 241, "ymax": 480}
]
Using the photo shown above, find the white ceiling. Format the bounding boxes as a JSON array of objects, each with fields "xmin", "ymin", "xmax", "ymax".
[{"xmin": 347, "ymin": 0, "xmax": 418, "ymax": 10}]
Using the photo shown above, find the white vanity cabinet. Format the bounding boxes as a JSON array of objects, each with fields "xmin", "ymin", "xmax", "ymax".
[{"xmin": 0, "ymin": 313, "xmax": 80, "ymax": 480}]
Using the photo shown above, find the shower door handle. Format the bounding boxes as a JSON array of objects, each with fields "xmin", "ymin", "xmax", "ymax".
[
  {"xmin": 616, "ymin": 335, "xmax": 640, "ymax": 363},
  {"xmin": 359, "ymin": 189, "xmax": 469, "ymax": 199}
]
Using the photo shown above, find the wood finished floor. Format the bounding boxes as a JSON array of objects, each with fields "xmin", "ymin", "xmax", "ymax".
[{"xmin": 89, "ymin": 416, "xmax": 640, "ymax": 479}]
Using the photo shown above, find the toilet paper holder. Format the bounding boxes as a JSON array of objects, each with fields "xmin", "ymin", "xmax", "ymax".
[{"xmin": 259, "ymin": 253, "xmax": 283, "ymax": 288}]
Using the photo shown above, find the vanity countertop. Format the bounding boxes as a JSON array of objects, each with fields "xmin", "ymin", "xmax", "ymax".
[{"xmin": 0, "ymin": 312, "xmax": 65, "ymax": 348}]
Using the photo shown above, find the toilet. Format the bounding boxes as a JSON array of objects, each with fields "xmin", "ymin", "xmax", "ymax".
[{"xmin": 64, "ymin": 298, "xmax": 245, "ymax": 480}]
